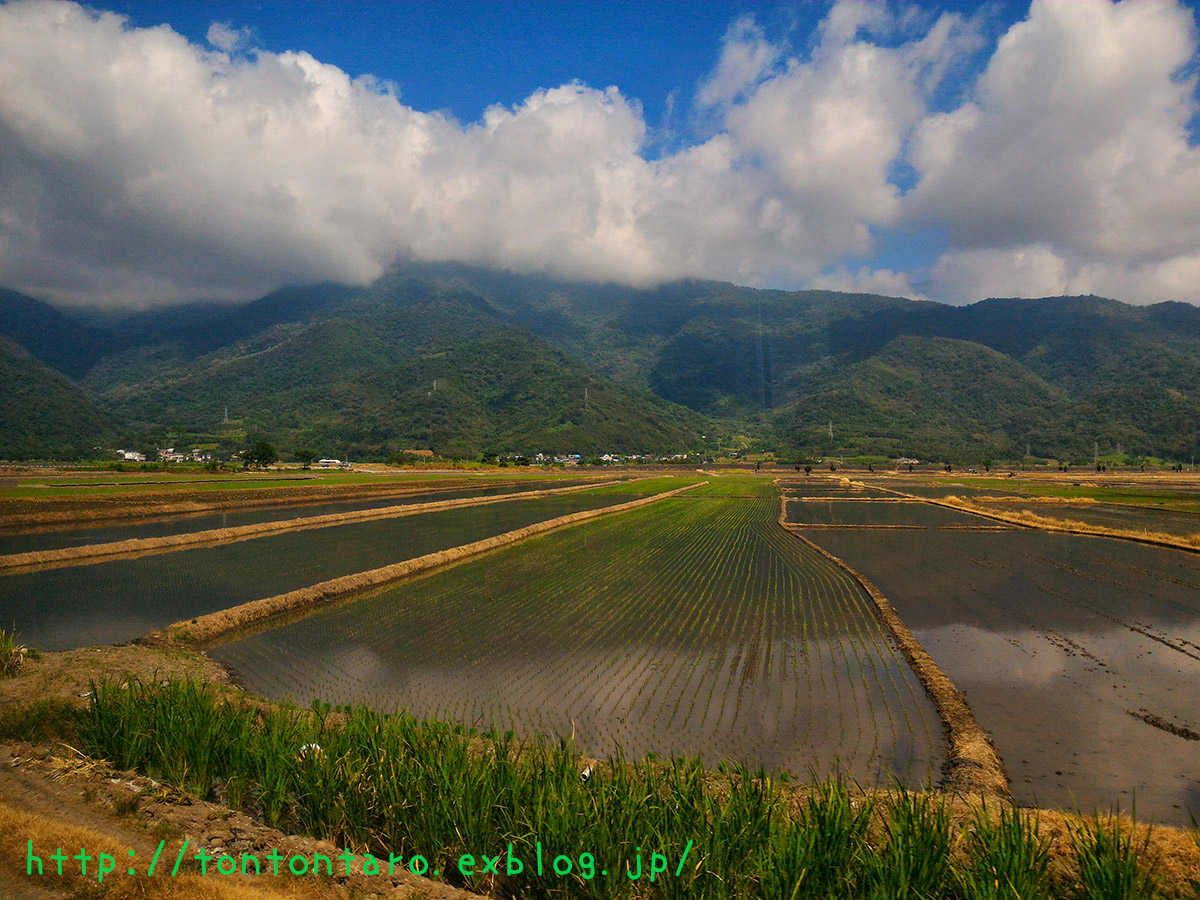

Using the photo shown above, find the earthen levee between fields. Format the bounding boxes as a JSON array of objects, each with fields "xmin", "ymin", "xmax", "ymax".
[
  {"xmin": 777, "ymin": 489, "xmax": 1011, "ymax": 800},
  {"xmin": 0, "ymin": 478, "xmax": 651, "ymax": 575},
  {"xmin": 871, "ymin": 483, "xmax": 1200, "ymax": 554},
  {"xmin": 0, "ymin": 474, "xmax": 621, "ymax": 530},
  {"xmin": 145, "ymin": 481, "xmax": 705, "ymax": 648}
]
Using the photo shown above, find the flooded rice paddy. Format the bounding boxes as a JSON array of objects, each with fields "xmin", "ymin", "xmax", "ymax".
[
  {"xmin": 785, "ymin": 499, "xmax": 996, "ymax": 528},
  {"xmin": 0, "ymin": 478, "xmax": 596, "ymax": 556},
  {"xmin": 980, "ymin": 500, "xmax": 1200, "ymax": 540},
  {"xmin": 0, "ymin": 491, "xmax": 639, "ymax": 650},
  {"xmin": 800, "ymin": 511, "xmax": 1200, "ymax": 825},
  {"xmin": 213, "ymin": 492, "xmax": 946, "ymax": 789}
]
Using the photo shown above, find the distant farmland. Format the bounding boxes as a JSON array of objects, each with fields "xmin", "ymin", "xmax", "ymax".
[{"xmin": 3, "ymin": 466, "xmax": 1198, "ymax": 830}]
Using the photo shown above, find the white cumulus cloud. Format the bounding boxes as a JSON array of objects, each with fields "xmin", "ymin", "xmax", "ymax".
[
  {"xmin": 0, "ymin": 0, "xmax": 1197, "ymax": 308},
  {"xmin": 0, "ymin": 0, "xmax": 971, "ymax": 307},
  {"xmin": 910, "ymin": 0, "xmax": 1200, "ymax": 304}
]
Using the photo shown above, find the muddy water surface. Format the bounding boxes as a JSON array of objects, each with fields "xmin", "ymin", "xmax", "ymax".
[{"xmin": 804, "ymin": 526, "xmax": 1200, "ymax": 825}]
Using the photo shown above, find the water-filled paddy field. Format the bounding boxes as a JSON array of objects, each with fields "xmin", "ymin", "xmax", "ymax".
[
  {"xmin": 212, "ymin": 487, "xmax": 946, "ymax": 789},
  {"xmin": 889, "ymin": 484, "xmax": 1028, "ymax": 500},
  {"xmin": 969, "ymin": 500, "xmax": 1200, "ymax": 540},
  {"xmin": 0, "ymin": 478, "xmax": 601, "ymax": 556},
  {"xmin": 785, "ymin": 499, "xmax": 998, "ymax": 528},
  {"xmin": 781, "ymin": 483, "xmax": 896, "ymax": 499},
  {"xmin": 0, "ymin": 490, "xmax": 647, "ymax": 650},
  {"xmin": 800, "ymin": 525, "xmax": 1200, "ymax": 825}
]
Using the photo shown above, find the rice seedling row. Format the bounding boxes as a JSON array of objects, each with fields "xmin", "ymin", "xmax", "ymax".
[{"xmin": 213, "ymin": 491, "xmax": 945, "ymax": 788}]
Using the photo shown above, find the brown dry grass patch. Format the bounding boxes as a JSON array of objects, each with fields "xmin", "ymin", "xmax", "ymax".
[{"xmin": 0, "ymin": 801, "xmax": 346, "ymax": 900}]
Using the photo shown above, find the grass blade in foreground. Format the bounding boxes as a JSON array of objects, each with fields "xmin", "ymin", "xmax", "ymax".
[{"xmin": 68, "ymin": 678, "xmax": 1198, "ymax": 900}]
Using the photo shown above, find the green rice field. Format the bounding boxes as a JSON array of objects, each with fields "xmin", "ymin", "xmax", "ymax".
[{"xmin": 212, "ymin": 486, "xmax": 945, "ymax": 789}]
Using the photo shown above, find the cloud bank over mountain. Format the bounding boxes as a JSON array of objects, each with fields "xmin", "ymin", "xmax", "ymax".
[{"xmin": 0, "ymin": 0, "xmax": 1197, "ymax": 307}]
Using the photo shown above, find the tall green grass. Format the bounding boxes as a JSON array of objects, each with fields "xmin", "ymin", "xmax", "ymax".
[
  {"xmin": 0, "ymin": 627, "xmax": 29, "ymax": 677},
  {"xmin": 1070, "ymin": 814, "xmax": 1159, "ymax": 900},
  {"xmin": 956, "ymin": 803, "xmax": 1052, "ymax": 900},
  {"xmin": 77, "ymin": 679, "xmax": 1181, "ymax": 900}
]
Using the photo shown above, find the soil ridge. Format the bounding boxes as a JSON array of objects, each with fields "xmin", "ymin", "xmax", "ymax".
[{"xmin": 776, "ymin": 483, "xmax": 1011, "ymax": 800}]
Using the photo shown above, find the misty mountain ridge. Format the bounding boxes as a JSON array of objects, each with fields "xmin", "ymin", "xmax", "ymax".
[{"xmin": 2, "ymin": 263, "xmax": 1199, "ymax": 462}]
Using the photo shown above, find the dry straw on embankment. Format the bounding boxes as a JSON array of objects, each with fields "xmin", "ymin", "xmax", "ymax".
[
  {"xmin": 0, "ymin": 479, "xmax": 644, "ymax": 575},
  {"xmin": 869, "ymin": 483, "xmax": 1200, "ymax": 553},
  {"xmin": 147, "ymin": 482, "xmax": 705, "ymax": 648},
  {"xmin": 940, "ymin": 497, "xmax": 1200, "ymax": 553},
  {"xmin": 0, "ymin": 474, "xmax": 619, "ymax": 531},
  {"xmin": 777, "ymin": 493, "xmax": 1010, "ymax": 800}
]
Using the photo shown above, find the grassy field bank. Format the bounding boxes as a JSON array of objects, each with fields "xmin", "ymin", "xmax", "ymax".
[{"xmin": 5, "ymin": 677, "xmax": 1197, "ymax": 900}]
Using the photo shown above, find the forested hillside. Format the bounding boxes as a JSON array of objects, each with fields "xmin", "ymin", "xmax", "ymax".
[{"xmin": 2, "ymin": 263, "xmax": 1199, "ymax": 463}]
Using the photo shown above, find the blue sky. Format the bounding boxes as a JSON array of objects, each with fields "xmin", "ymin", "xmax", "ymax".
[
  {"xmin": 88, "ymin": 2, "xmax": 1033, "ymax": 140},
  {"xmin": 2, "ymin": 1, "xmax": 1199, "ymax": 307},
  {"xmin": 91, "ymin": 2, "xmax": 778, "ymax": 128}
]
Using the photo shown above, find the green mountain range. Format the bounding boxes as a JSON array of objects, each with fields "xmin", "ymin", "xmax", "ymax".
[
  {"xmin": 0, "ymin": 334, "xmax": 116, "ymax": 459},
  {"xmin": 2, "ymin": 263, "xmax": 1199, "ymax": 463}
]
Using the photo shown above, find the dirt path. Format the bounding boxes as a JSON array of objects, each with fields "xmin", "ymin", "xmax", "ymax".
[{"xmin": 0, "ymin": 647, "xmax": 487, "ymax": 900}]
